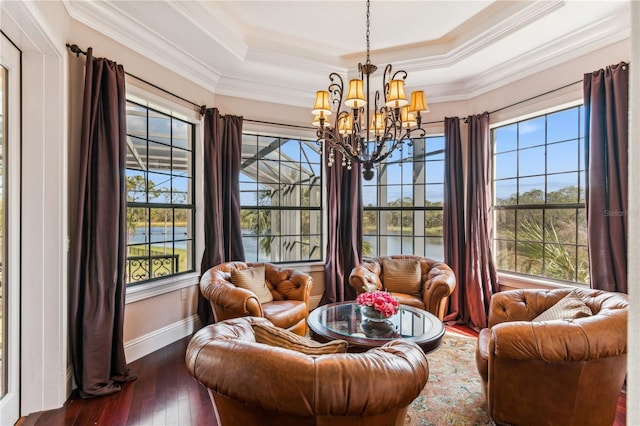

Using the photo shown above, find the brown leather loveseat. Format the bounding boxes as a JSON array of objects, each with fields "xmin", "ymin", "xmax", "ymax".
[
  {"xmin": 476, "ymin": 288, "xmax": 628, "ymax": 426},
  {"xmin": 200, "ymin": 261, "xmax": 313, "ymax": 335},
  {"xmin": 186, "ymin": 316, "xmax": 430, "ymax": 426},
  {"xmin": 349, "ymin": 255, "xmax": 456, "ymax": 320}
]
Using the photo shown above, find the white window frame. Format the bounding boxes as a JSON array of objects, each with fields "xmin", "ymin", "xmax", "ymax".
[
  {"xmin": 124, "ymin": 83, "xmax": 203, "ymax": 303},
  {"xmin": 491, "ymin": 101, "xmax": 589, "ymax": 288},
  {"xmin": 239, "ymin": 131, "xmax": 323, "ymax": 264}
]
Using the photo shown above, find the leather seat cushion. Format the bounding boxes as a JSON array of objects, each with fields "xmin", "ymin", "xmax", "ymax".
[
  {"xmin": 392, "ymin": 293, "xmax": 424, "ymax": 309},
  {"xmin": 262, "ymin": 300, "xmax": 308, "ymax": 329}
]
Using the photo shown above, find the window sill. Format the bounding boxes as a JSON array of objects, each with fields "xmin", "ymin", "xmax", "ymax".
[
  {"xmin": 498, "ymin": 272, "xmax": 589, "ymax": 291},
  {"xmin": 125, "ymin": 272, "xmax": 200, "ymax": 304},
  {"xmin": 276, "ymin": 261, "xmax": 325, "ymax": 273}
]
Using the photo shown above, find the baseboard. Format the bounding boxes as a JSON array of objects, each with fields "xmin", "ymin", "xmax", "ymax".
[
  {"xmin": 66, "ymin": 367, "xmax": 75, "ymax": 400},
  {"xmin": 124, "ymin": 314, "xmax": 202, "ymax": 362}
]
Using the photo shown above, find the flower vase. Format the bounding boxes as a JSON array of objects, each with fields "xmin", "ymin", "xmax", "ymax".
[{"xmin": 360, "ymin": 305, "xmax": 388, "ymax": 322}]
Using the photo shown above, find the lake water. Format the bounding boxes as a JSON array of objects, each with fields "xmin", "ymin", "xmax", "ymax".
[
  {"xmin": 241, "ymin": 230, "xmax": 444, "ymax": 262},
  {"xmin": 129, "ymin": 227, "xmax": 443, "ymax": 260},
  {"xmin": 129, "ymin": 226, "xmax": 189, "ymax": 249}
]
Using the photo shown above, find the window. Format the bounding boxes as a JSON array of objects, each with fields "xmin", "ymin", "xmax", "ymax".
[
  {"xmin": 240, "ymin": 134, "xmax": 322, "ymax": 263},
  {"xmin": 492, "ymin": 105, "xmax": 588, "ymax": 284},
  {"xmin": 125, "ymin": 100, "xmax": 195, "ymax": 285},
  {"xmin": 363, "ymin": 136, "xmax": 445, "ymax": 259}
]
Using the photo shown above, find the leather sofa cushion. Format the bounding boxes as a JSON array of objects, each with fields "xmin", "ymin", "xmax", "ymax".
[
  {"xmin": 253, "ymin": 323, "xmax": 348, "ymax": 355},
  {"xmin": 262, "ymin": 300, "xmax": 307, "ymax": 329},
  {"xmin": 381, "ymin": 258, "xmax": 422, "ymax": 295},
  {"xmin": 231, "ymin": 266, "xmax": 274, "ymax": 304},
  {"xmin": 532, "ymin": 291, "xmax": 592, "ymax": 322}
]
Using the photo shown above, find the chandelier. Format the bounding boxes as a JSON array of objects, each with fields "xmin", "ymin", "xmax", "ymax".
[{"xmin": 311, "ymin": 0, "xmax": 429, "ymax": 180}]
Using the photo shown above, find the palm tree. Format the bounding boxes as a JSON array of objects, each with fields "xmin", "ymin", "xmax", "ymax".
[{"xmin": 510, "ymin": 219, "xmax": 589, "ymax": 283}]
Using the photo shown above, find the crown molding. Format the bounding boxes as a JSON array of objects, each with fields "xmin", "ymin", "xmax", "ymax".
[
  {"xmin": 63, "ymin": 0, "xmax": 221, "ymax": 93},
  {"xmin": 343, "ymin": 0, "xmax": 566, "ymax": 71},
  {"xmin": 215, "ymin": 74, "xmax": 313, "ymax": 110},
  {"xmin": 460, "ymin": 13, "xmax": 631, "ymax": 102},
  {"xmin": 165, "ymin": 1, "xmax": 248, "ymax": 63}
]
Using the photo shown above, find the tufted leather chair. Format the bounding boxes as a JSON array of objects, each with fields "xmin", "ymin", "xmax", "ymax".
[
  {"xmin": 349, "ymin": 255, "xmax": 456, "ymax": 321},
  {"xmin": 200, "ymin": 261, "xmax": 313, "ymax": 335},
  {"xmin": 186, "ymin": 316, "xmax": 429, "ymax": 426},
  {"xmin": 476, "ymin": 288, "xmax": 628, "ymax": 426}
]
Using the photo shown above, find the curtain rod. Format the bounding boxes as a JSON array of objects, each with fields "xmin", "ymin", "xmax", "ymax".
[
  {"xmin": 239, "ymin": 118, "xmax": 315, "ymax": 131},
  {"xmin": 488, "ymin": 79, "xmax": 583, "ymax": 115},
  {"xmin": 66, "ymin": 43, "xmax": 207, "ymax": 116}
]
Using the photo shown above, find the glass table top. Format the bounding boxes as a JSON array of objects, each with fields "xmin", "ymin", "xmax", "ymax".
[{"xmin": 308, "ymin": 302, "xmax": 444, "ymax": 342}]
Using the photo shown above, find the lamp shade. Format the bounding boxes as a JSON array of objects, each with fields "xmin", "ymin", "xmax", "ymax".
[
  {"xmin": 312, "ymin": 91, "xmax": 332, "ymax": 116},
  {"xmin": 401, "ymin": 106, "xmax": 417, "ymax": 129},
  {"xmin": 338, "ymin": 115, "xmax": 354, "ymax": 134},
  {"xmin": 312, "ymin": 113, "xmax": 330, "ymax": 127},
  {"xmin": 370, "ymin": 112, "xmax": 385, "ymax": 135},
  {"xmin": 345, "ymin": 79, "xmax": 367, "ymax": 109},
  {"xmin": 385, "ymin": 79, "xmax": 409, "ymax": 108},
  {"xmin": 409, "ymin": 90, "xmax": 429, "ymax": 113}
]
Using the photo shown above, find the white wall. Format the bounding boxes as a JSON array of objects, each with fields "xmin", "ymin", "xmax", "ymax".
[{"xmin": 1, "ymin": 0, "xmax": 70, "ymax": 414}]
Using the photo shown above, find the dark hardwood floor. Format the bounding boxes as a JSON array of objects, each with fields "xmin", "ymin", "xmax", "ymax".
[
  {"xmin": 18, "ymin": 336, "xmax": 215, "ymax": 426},
  {"xmin": 17, "ymin": 326, "xmax": 626, "ymax": 426}
]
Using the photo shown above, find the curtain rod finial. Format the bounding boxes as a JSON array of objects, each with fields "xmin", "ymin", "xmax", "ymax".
[
  {"xmin": 66, "ymin": 43, "xmax": 86, "ymax": 57},
  {"xmin": 200, "ymin": 105, "xmax": 207, "ymax": 116}
]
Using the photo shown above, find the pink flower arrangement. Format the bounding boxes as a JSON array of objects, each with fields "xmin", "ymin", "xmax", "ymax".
[{"xmin": 357, "ymin": 290, "xmax": 400, "ymax": 318}]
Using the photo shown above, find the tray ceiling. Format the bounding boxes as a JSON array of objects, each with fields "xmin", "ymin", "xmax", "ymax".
[{"xmin": 63, "ymin": 0, "xmax": 631, "ymax": 107}]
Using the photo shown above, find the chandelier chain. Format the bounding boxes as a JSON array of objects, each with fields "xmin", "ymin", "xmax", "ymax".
[{"xmin": 365, "ymin": 0, "xmax": 371, "ymax": 64}]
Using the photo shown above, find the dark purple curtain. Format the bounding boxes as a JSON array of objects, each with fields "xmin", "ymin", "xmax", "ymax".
[
  {"xmin": 443, "ymin": 117, "xmax": 466, "ymax": 323},
  {"xmin": 320, "ymin": 150, "xmax": 362, "ymax": 304},
  {"xmin": 464, "ymin": 112, "xmax": 499, "ymax": 329},
  {"xmin": 70, "ymin": 48, "xmax": 136, "ymax": 398},
  {"xmin": 198, "ymin": 108, "xmax": 245, "ymax": 324},
  {"xmin": 584, "ymin": 62, "xmax": 629, "ymax": 293}
]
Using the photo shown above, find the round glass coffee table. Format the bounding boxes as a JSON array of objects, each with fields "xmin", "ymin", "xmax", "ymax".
[{"xmin": 307, "ymin": 301, "xmax": 445, "ymax": 353}]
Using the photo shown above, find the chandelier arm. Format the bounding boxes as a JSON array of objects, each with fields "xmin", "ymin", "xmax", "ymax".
[
  {"xmin": 402, "ymin": 127, "xmax": 427, "ymax": 141},
  {"xmin": 330, "ymin": 140, "xmax": 364, "ymax": 164},
  {"xmin": 371, "ymin": 139, "xmax": 404, "ymax": 164},
  {"xmin": 382, "ymin": 64, "xmax": 393, "ymax": 104},
  {"xmin": 391, "ymin": 69, "xmax": 408, "ymax": 81},
  {"xmin": 328, "ymin": 72, "xmax": 344, "ymax": 119}
]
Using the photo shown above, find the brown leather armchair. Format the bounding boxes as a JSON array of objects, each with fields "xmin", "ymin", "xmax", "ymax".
[
  {"xmin": 476, "ymin": 288, "xmax": 628, "ymax": 426},
  {"xmin": 200, "ymin": 261, "xmax": 313, "ymax": 335},
  {"xmin": 349, "ymin": 255, "xmax": 456, "ymax": 320},
  {"xmin": 186, "ymin": 316, "xmax": 429, "ymax": 426}
]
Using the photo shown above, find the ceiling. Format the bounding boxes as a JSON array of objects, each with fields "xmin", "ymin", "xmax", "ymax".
[{"xmin": 63, "ymin": 0, "xmax": 631, "ymax": 109}]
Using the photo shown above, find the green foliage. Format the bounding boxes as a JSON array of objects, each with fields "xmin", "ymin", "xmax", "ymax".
[
  {"xmin": 495, "ymin": 186, "xmax": 589, "ymax": 284},
  {"xmin": 507, "ymin": 219, "xmax": 589, "ymax": 283}
]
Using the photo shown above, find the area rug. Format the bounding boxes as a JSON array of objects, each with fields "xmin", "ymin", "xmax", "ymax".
[{"xmin": 405, "ymin": 331, "xmax": 492, "ymax": 426}]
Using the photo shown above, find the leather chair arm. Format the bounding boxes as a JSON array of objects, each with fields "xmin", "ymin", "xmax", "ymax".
[
  {"xmin": 421, "ymin": 265, "xmax": 456, "ymax": 316},
  {"xmin": 348, "ymin": 262, "xmax": 382, "ymax": 294},
  {"xmin": 200, "ymin": 275, "xmax": 263, "ymax": 317},
  {"xmin": 488, "ymin": 316, "xmax": 627, "ymax": 362}
]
